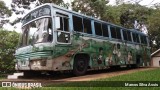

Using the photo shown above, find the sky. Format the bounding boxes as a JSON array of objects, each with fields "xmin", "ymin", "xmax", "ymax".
[{"xmin": 1, "ymin": 0, "xmax": 160, "ymax": 33}]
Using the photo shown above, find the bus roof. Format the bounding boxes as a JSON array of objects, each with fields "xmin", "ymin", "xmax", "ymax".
[{"xmin": 22, "ymin": 3, "xmax": 147, "ymax": 36}]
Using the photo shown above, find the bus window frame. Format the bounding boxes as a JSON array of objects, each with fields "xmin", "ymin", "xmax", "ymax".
[
  {"xmin": 110, "ymin": 25, "xmax": 122, "ymax": 40},
  {"xmin": 72, "ymin": 15, "xmax": 83, "ymax": 33},
  {"xmin": 102, "ymin": 23, "xmax": 109, "ymax": 37},
  {"xmin": 140, "ymin": 34, "xmax": 148, "ymax": 45},
  {"xmin": 55, "ymin": 12, "xmax": 71, "ymax": 45},
  {"xmin": 83, "ymin": 17, "xmax": 92, "ymax": 34},
  {"xmin": 122, "ymin": 29, "xmax": 133, "ymax": 42},
  {"xmin": 94, "ymin": 21, "xmax": 103, "ymax": 36},
  {"xmin": 19, "ymin": 17, "xmax": 53, "ymax": 48},
  {"xmin": 132, "ymin": 32, "xmax": 140, "ymax": 44}
]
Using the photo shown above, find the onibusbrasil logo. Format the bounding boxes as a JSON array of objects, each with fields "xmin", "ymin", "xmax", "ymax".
[{"xmin": 1, "ymin": 82, "xmax": 42, "ymax": 88}]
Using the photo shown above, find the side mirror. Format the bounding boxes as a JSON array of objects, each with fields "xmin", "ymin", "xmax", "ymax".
[{"xmin": 55, "ymin": 17, "xmax": 60, "ymax": 29}]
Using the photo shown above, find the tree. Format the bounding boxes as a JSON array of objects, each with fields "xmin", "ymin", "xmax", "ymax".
[
  {"xmin": 72, "ymin": 0, "xmax": 109, "ymax": 18},
  {"xmin": 10, "ymin": 0, "xmax": 69, "ymax": 26},
  {"xmin": 0, "ymin": 29, "xmax": 19, "ymax": 73},
  {"xmin": 0, "ymin": 1, "xmax": 12, "ymax": 28},
  {"xmin": 147, "ymin": 10, "xmax": 160, "ymax": 51},
  {"xmin": 102, "ymin": 3, "xmax": 152, "ymax": 29}
]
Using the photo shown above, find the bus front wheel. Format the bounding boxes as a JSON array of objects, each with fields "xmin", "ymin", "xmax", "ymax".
[{"xmin": 73, "ymin": 55, "xmax": 89, "ymax": 76}]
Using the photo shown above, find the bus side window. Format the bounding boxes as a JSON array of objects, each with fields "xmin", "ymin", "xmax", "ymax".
[
  {"xmin": 57, "ymin": 32, "xmax": 70, "ymax": 43},
  {"xmin": 132, "ymin": 33, "xmax": 139, "ymax": 43},
  {"xmin": 123, "ymin": 30, "xmax": 128, "ymax": 41},
  {"xmin": 116, "ymin": 27, "xmax": 121, "ymax": 39},
  {"xmin": 110, "ymin": 26, "xmax": 116, "ymax": 38},
  {"xmin": 140, "ymin": 35, "xmax": 147, "ymax": 44},
  {"xmin": 140, "ymin": 35, "xmax": 144, "ymax": 44},
  {"xmin": 102, "ymin": 23, "xmax": 109, "ymax": 37},
  {"xmin": 110, "ymin": 26, "xmax": 121, "ymax": 39},
  {"xmin": 136, "ymin": 34, "xmax": 140, "ymax": 43},
  {"xmin": 64, "ymin": 18, "xmax": 69, "ymax": 31},
  {"xmin": 73, "ymin": 15, "xmax": 83, "ymax": 32},
  {"xmin": 56, "ymin": 16, "xmax": 69, "ymax": 31},
  {"xmin": 132, "ymin": 33, "xmax": 136, "ymax": 42},
  {"xmin": 145, "ymin": 36, "xmax": 147, "ymax": 44},
  {"xmin": 122, "ymin": 30, "xmax": 131, "ymax": 42},
  {"xmin": 94, "ymin": 22, "xmax": 102, "ymax": 36},
  {"xmin": 127, "ymin": 31, "xmax": 132, "ymax": 41},
  {"xmin": 83, "ymin": 18, "xmax": 92, "ymax": 34}
]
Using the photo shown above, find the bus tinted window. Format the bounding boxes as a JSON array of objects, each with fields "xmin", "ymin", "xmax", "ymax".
[
  {"xmin": 132, "ymin": 33, "xmax": 140, "ymax": 43},
  {"xmin": 83, "ymin": 18, "xmax": 92, "ymax": 34},
  {"xmin": 116, "ymin": 28, "xmax": 121, "ymax": 39},
  {"xmin": 141, "ymin": 35, "xmax": 147, "ymax": 44},
  {"xmin": 132, "ymin": 33, "xmax": 136, "ymax": 42},
  {"xmin": 136, "ymin": 34, "xmax": 140, "ymax": 43},
  {"xmin": 102, "ymin": 24, "xmax": 109, "ymax": 37},
  {"xmin": 122, "ymin": 30, "xmax": 131, "ymax": 41},
  {"xmin": 110, "ymin": 26, "xmax": 116, "ymax": 38},
  {"xmin": 73, "ymin": 15, "xmax": 83, "ymax": 32},
  {"xmin": 111, "ymin": 26, "xmax": 121, "ymax": 39},
  {"xmin": 94, "ymin": 22, "xmax": 102, "ymax": 36},
  {"xmin": 127, "ymin": 31, "xmax": 132, "ymax": 41},
  {"xmin": 123, "ymin": 30, "xmax": 127, "ymax": 41},
  {"xmin": 22, "ymin": 5, "xmax": 51, "ymax": 25},
  {"xmin": 64, "ymin": 18, "xmax": 69, "ymax": 31}
]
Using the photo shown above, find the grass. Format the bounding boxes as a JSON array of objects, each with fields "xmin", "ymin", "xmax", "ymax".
[
  {"xmin": 98, "ymin": 68, "xmax": 160, "ymax": 81},
  {"xmin": 0, "ymin": 68, "xmax": 160, "ymax": 90},
  {"xmin": 38, "ymin": 68, "xmax": 160, "ymax": 90}
]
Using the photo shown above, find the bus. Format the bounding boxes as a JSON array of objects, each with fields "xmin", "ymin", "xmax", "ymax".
[{"xmin": 15, "ymin": 3, "xmax": 151, "ymax": 76}]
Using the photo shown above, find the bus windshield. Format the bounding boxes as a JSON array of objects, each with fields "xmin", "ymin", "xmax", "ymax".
[
  {"xmin": 20, "ymin": 17, "xmax": 53, "ymax": 47},
  {"xmin": 22, "ymin": 5, "xmax": 51, "ymax": 25}
]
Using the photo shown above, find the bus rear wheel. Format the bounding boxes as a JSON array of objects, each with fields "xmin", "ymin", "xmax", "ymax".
[{"xmin": 73, "ymin": 55, "xmax": 88, "ymax": 76}]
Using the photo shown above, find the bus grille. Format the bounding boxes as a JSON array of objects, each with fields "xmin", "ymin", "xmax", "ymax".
[{"xmin": 15, "ymin": 51, "xmax": 52, "ymax": 59}]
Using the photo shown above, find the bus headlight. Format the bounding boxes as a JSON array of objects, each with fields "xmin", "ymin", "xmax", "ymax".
[
  {"xmin": 37, "ymin": 61, "xmax": 41, "ymax": 65},
  {"xmin": 33, "ymin": 60, "xmax": 41, "ymax": 66},
  {"xmin": 33, "ymin": 61, "xmax": 36, "ymax": 66}
]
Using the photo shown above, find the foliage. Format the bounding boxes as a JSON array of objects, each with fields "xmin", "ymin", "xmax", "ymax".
[
  {"xmin": 0, "ymin": 1, "xmax": 12, "ymax": 28},
  {"xmin": 147, "ymin": 10, "xmax": 160, "ymax": 51},
  {"xmin": 0, "ymin": 29, "xmax": 19, "ymax": 73},
  {"xmin": 11, "ymin": 0, "xmax": 67, "ymax": 9},
  {"xmin": 72, "ymin": 0, "xmax": 109, "ymax": 18},
  {"xmin": 0, "ymin": 1, "xmax": 11, "ymax": 16},
  {"xmin": 98, "ymin": 3, "xmax": 152, "ymax": 28},
  {"xmin": 10, "ymin": 0, "xmax": 69, "ymax": 27}
]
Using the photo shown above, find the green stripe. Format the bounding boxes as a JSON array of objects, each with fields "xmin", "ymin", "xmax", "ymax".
[{"xmin": 15, "ymin": 51, "xmax": 52, "ymax": 59}]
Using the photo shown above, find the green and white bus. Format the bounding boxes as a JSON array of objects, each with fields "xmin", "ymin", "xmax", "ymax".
[{"xmin": 15, "ymin": 3, "xmax": 151, "ymax": 76}]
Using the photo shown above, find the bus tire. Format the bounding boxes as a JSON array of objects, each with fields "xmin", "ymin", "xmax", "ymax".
[{"xmin": 73, "ymin": 54, "xmax": 89, "ymax": 76}]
